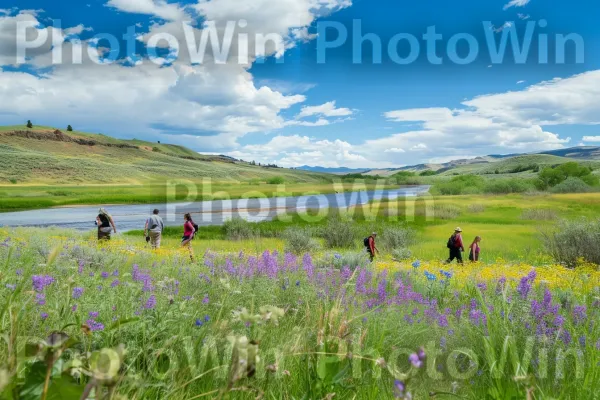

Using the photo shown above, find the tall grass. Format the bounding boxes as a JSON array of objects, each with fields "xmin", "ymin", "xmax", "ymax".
[{"xmin": 542, "ymin": 218, "xmax": 600, "ymax": 267}]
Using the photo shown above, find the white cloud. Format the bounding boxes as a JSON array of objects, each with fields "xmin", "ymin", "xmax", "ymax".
[
  {"xmin": 582, "ymin": 136, "xmax": 600, "ymax": 143},
  {"xmin": 64, "ymin": 24, "xmax": 94, "ymax": 36},
  {"xmin": 106, "ymin": 0, "xmax": 186, "ymax": 21},
  {"xmin": 0, "ymin": 2, "xmax": 351, "ymax": 152},
  {"xmin": 491, "ymin": 22, "xmax": 513, "ymax": 33},
  {"xmin": 297, "ymin": 101, "xmax": 354, "ymax": 118},
  {"xmin": 384, "ymin": 148, "xmax": 405, "ymax": 153},
  {"xmin": 503, "ymin": 0, "xmax": 531, "ymax": 10},
  {"xmin": 517, "ymin": 13, "xmax": 530, "ymax": 20},
  {"xmin": 516, "ymin": 80, "xmax": 525, "ymax": 84}
]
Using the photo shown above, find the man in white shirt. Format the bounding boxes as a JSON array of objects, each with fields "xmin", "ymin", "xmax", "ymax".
[{"xmin": 144, "ymin": 209, "xmax": 164, "ymax": 250}]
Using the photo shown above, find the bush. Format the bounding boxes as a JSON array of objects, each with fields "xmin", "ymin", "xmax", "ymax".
[
  {"xmin": 392, "ymin": 248, "xmax": 412, "ymax": 260},
  {"xmin": 542, "ymin": 218, "xmax": 600, "ymax": 267},
  {"xmin": 434, "ymin": 175, "xmax": 485, "ymax": 195},
  {"xmin": 484, "ymin": 178, "xmax": 535, "ymax": 194},
  {"xmin": 322, "ymin": 251, "xmax": 370, "ymax": 270},
  {"xmin": 282, "ymin": 228, "xmax": 319, "ymax": 254},
  {"xmin": 9, "ymin": 178, "xmax": 17, "ymax": 184},
  {"xmin": 433, "ymin": 204, "xmax": 462, "ymax": 220},
  {"xmin": 521, "ymin": 208, "xmax": 558, "ymax": 221},
  {"xmin": 152, "ymin": 147, "xmax": 161, "ymax": 152},
  {"xmin": 320, "ymin": 217, "xmax": 359, "ymax": 248},
  {"xmin": 267, "ymin": 176, "xmax": 285, "ymax": 184},
  {"xmin": 419, "ymin": 170, "xmax": 437, "ymax": 176},
  {"xmin": 378, "ymin": 227, "xmax": 415, "ymax": 251},
  {"xmin": 538, "ymin": 162, "xmax": 599, "ymax": 188},
  {"xmin": 26, "ymin": 120, "xmax": 33, "ymax": 128},
  {"xmin": 67, "ymin": 125, "xmax": 73, "ymax": 132},
  {"xmin": 551, "ymin": 177, "xmax": 591, "ymax": 194},
  {"xmin": 223, "ymin": 218, "xmax": 257, "ymax": 240},
  {"xmin": 467, "ymin": 204, "xmax": 485, "ymax": 213}
]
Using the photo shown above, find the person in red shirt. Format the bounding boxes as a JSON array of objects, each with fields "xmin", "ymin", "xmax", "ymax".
[
  {"xmin": 366, "ymin": 232, "xmax": 379, "ymax": 262},
  {"xmin": 446, "ymin": 227, "xmax": 464, "ymax": 264},
  {"xmin": 181, "ymin": 213, "xmax": 196, "ymax": 262}
]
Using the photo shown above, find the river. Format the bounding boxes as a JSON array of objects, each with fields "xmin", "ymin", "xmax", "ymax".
[{"xmin": 0, "ymin": 186, "xmax": 430, "ymax": 232}]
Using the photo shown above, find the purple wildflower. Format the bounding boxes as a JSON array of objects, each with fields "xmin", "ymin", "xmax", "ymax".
[
  {"xmin": 517, "ymin": 270, "xmax": 536, "ymax": 299},
  {"xmin": 78, "ymin": 261, "xmax": 84, "ymax": 274},
  {"xmin": 35, "ymin": 293, "xmax": 46, "ymax": 306},
  {"xmin": 71, "ymin": 304, "xmax": 77, "ymax": 312},
  {"xmin": 409, "ymin": 353, "xmax": 422, "ymax": 368},
  {"xmin": 16, "ymin": 269, "xmax": 23, "ymax": 276},
  {"xmin": 195, "ymin": 319, "xmax": 204, "ymax": 327},
  {"xmin": 101, "ymin": 272, "xmax": 109, "ymax": 279},
  {"xmin": 111, "ymin": 279, "xmax": 120, "ymax": 288},
  {"xmin": 32, "ymin": 275, "xmax": 54, "ymax": 292},
  {"xmin": 86, "ymin": 320, "xmax": 105, "ymax": 332},
  {"xmin": 145, "ymin": 295, "xmax": 157, "ymax": 309},
  {"xmin": 573, "ymin": 305, "xmax": 587, "ymax": 325},
  {"xmin": 41, "ymin": 312, "xmax": 49, "ymax": 320},
  {"xmin": 89, "ymin": 311, "xmax": 99, "ymax": 318},
  {"xmin": 202, "ymin": 295, "xmax": 209, "ymax": 304},
  {"xmin": 393, "ymin": 380, "xmax": 406, "ymax": 398},
  {"xmin": 72, "ymin": 287, "xmax": 84, "ymax": 299}
]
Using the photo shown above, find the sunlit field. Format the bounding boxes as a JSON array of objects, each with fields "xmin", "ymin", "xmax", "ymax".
[{"xmin": 0, "ymin": 224, "xmax": 599, "ymax": 399}]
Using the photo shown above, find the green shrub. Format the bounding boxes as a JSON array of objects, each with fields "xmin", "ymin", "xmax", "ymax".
[
  {"xmin": 484, "ymin": 178, "xmax": 535, "ymax": 194},
  {"xmin": 542, "ymin": 218, "xmax": 600, "ymax": 267},
  {"xmin": 322, "ymin": 251, "xmax": 370, "ymax": 270},
  {"xmin": 267, "ymin": 176, "xmax": 285, "ymax": 184},
  {"xmin": 538, "ymin": 162, "xmax": 598, "ymax": 188},
  {"xmin": 434, "ymin": 175, "xmax": 485, "ymax": 195},
  {"xmin": 433, "ymin": 204, "xmax": 462, "ymax": 220},
  {"xmin": 319, "ymin": 217, "xmax": 359, "ymax": 248},
  {"xmin": 9, "ymin": 178, "xmax": 17, "ymax": 184},
  {"xmin": 551, "ymin": 177, "xmax": 591, "ymax": 193},
  {"xmin": 392, "ymin": 248, "xmax": 412, "ymax": 260},
  {"xmin": 223, "ymin": 218, "xmax": 257, "ymax": 240},
  {"xmin": 419, "ymin": 170, "xmax": 437, "ymax": 176},
  {"xmin": 282, "ymin": 227, "xmax": 319, "ymax": 254},
  {"xmin": 521, "ymin": 208, "xmax": 558, "ymax": 221},
  {"xmin": 379, "ymin": 227, "xmax": 415, "ymax": 251},
  {"xmin": 467, "ymin": 204, "xmax": 485, "ymax": 213}
]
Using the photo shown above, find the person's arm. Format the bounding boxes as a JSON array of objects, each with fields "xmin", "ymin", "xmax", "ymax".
[
  {"xmin": 109, "ymin": 217, "xmax": 117, "ymax": 233},
  {"xmin": 144, "ymin": 219, "xmax": 149, "ymax": 236},
  {"xmin": 369, "ymin": 238, "xmax": 375, "ymax": 254},
  {"xmin": 458, "ymin": 235, "xmax": 464, "ymax": 251}
]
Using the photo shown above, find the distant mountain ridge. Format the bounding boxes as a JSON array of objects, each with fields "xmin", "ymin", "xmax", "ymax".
[{"xmin": 297, "ymin": 146, "xmax": 600, "ymax": 176}]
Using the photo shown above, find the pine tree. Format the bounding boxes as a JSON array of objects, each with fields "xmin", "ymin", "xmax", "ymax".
[
  {"xmin": 26, "ymin": 120, "xmax": 33, "ymax": 128},
  {"xmin": 67, "ymin": 125, "xmax": 73, "ymax": 131}
]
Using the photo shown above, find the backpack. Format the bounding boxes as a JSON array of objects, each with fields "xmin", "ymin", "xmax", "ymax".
[
  {"xmin": 446, "ymin": 235, "xmax": 456, "ymax": 249},
  {"xmin": 192, "ymin": 223, "xmax": 199, "ymax": 239},
  {"xmin": 363, "ymin": 237, "xmax": 370, "ymax": 248}
]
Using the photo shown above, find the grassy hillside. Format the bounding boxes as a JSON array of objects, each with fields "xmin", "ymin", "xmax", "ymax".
[{"xmin": 0, "ymin": 125, "xmax": 327, "ymax": 185}]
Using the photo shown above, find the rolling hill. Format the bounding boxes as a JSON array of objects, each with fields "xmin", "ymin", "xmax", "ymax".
[
  {"xmin": 298, "ymin": 146, "xmax": 600, "ymax": 177},
  {"xmin": 0, "ymin": 126, "xmax": 328, "ymax": 184}
]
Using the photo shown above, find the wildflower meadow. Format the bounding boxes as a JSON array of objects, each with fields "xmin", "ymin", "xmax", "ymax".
[{"xmin": 0, "ymin": 228, "xmax": 599, "ymax": 399}]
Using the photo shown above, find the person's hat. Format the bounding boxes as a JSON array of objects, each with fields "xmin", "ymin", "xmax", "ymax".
[
  {"xmin": 454, "ymin": 227, "xmax": 462, "ymax": 232},
  {"xmin": 372, "ymin": 232, "xmax": 377, "ymax": 235}
]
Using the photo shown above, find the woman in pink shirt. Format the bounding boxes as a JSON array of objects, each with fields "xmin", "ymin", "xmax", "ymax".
[
  {"xmin": 469, "ymin": 236, "xmax": 482, "ymax": 262},
  {"xmin": 181, "ymin": 213, "xmax": 196, "ymax": 262}
]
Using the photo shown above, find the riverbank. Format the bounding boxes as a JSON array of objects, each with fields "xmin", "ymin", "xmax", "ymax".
[{"xmin": 0, "ymin": 181, "xmax": 399, "ymax": 212}]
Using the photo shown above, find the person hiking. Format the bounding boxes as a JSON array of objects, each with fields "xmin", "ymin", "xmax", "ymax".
[
  {"xmin": 446, "ymin": 227, "xmax": 464, "ymax": 264},
  {"xmin": 364, "ymin": 232, "xmax": 379, "ymax": 262},
  {"xmin": 144, "ymin": 209, "xmax": 164, "ymax": 250},
  {"xmin": 469, "ymin": 236, "xmax": 482, "ymax": 262},
  {"xmin": 96, "ymin": 208, "xmax": 116, "ymax": 241},
  {"xmin": 181, "ymin": 213, "xmax": 197, "ymax": 262}
]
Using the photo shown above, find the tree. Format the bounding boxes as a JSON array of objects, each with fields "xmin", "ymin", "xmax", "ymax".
[
  {"xmin": 67, "ymin": 125, "xmax": 73, "ymax": 131},
  {"xmin": 26, "ymin": 120, "xmax": 33, "ymax": 128},
  {"xmin": 538, "ymin": 162, "xmax": 599, "ymax": 188}
]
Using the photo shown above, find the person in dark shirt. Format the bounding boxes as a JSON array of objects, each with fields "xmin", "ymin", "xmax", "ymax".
[
  {"xmin": 96, "ymin": 208, "xmax": 117, "ymax": 241},
  {"xmin": 446, "ymin": 227, "xmax": 464, "ymax": 264},
  {"xmin": 365, "ymin": 232, "xmax": 379, "ymax": 262}
]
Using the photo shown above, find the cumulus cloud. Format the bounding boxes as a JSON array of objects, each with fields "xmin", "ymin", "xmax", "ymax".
[
  {"xmin": 106, "ymin": 0, "xmax": 186, "ymax": 21},
  {"xmin": 0, "ymin": 1, "xmax": 351, "ymax": 151},
  {"xmin": 503, "ymin": 0, "xmax": 531, "ymax": 10},
  {"xmin": 297, "ymin": 101, "xmax": 354, "ymax": 118},
  {"xmin": 582, "ymin": 136, "xmax": 600, "ymax": 143}
]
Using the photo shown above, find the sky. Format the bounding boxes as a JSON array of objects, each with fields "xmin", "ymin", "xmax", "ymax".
[{"xmin": 1, "ymin": 0, "xmax": 600, "ymax": 168}]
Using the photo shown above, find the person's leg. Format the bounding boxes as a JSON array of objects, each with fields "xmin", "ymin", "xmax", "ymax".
[
  {"xmin": 446, "ymin": 250, "xmax": 455, "ymax": 263},
  {"xmin": 456, "ymin": 250, "xmax": 463, "ymax": 264},
  {"xmin": 369, "ymin": 251, "xmax": 374, "ymax": 262},
  {"xmin": 150, "ymin": 232, "xmax": 160, "ymax": 249},
  {"xmin": 187, "ymin": 241, "xmax": 195, "ymax": 262}
]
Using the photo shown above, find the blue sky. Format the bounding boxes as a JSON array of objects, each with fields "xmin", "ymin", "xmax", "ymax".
[{"xmin": 1, "ymin": 0, "xmax": 599, "ymax": 167}]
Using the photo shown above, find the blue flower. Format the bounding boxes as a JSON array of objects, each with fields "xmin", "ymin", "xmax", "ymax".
[
  {"xmin": 195, "ymin": 319, "xmax": 204, "ymax": 327},
  {"xmin": 412, "ymin": 260, "xmax": 421, "ymax": 268},
  {"xmin": 204, "ymin": 315, "xmax": 210, "ymax": 322},
  {"xmin": 424, "ymin": 271, "xmax": 437, "ymax": 281},
  {"xmin": 439, "ymin": 270, "xmax": 452, "ymax": 279},
  {"xmin": 334, "ymin": 253, "xmax": 342, "ymax": 260}
]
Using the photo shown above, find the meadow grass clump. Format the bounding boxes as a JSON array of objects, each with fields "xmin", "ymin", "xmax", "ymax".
[
  {"xmin": 379, "ymin": 226, "xmax": 415, "ymax": 252},
  {"xmin": 467, "ymin": 203, "xmax": 486, "ymax": 213},
  {"xmin": 521, "ymin": 208, "xmax": 558, "ymax": 221},
  {"xmin": 392, "ymin": 248, "xmax": 412, "ymax": 260},
  {"xmin": 319, "ymin": 216, "xmax": 359, "ymax": 248},
  {"xmin": 224, "ymin": 217, "xmax": 258, "ymax": 240},
  {"xmin": 542, "ymin": 218, "xmax": 600, "ymax": 267},
  {"xmin": 282, "ymin": 227, "xmax": 319, "ymax": 254},
  {"xmin": 432, "ymin": 204, "xmax": 462, "ymax": 220}
]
